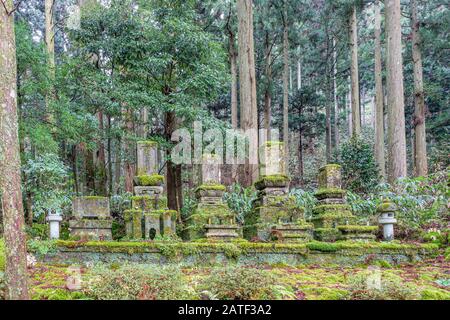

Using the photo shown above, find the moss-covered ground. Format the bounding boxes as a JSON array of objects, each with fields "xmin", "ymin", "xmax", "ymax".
[{"xmin": 20, "ymin": 259, "xmax": 450, "ymax": 300}]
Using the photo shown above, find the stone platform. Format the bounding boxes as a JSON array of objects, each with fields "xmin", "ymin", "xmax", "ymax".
[{"xmin": 36, "ymin": 240, "xmax": 440, "ymax": 267}]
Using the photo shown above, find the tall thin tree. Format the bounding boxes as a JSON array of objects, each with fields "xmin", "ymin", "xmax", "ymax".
[
  {"xmin": 411, "ymin": 0, "xmax": 428, "ymax": 176},
  {"xmin": 385, "ymin": 0, "xmax": 407, "ymax": 182},
  {"xmin": 374, "ymin": 0, "xmax": 386, "ymax": 178},
  {"xmin": 349, "ymin": 5, "xmax": 361, "ymax": 137},
  {"xmin": 0, "ymin": 0, "xmax": 30, "ymax": 300}
]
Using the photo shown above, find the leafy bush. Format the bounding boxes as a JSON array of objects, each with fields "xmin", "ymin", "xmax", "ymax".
[
  {"xmin": 339, "ymin": 136, "xmax": 380, "ymax": 195},
  {"xmin": 22, "ymin": 153, "xmax": 71, "ymax": 220},
  {"xmin": 289, "ymin": 189, "xmax": 317, "ymax": 220},
  {"xmin": 26, "ymin": 223, "xmax": 48, "ymax": 240},
  {"xmin": 84, "ymin": 264, "xmax": 193, "ymax": 300},
  {"xmin": 347, "ymin": 271, "xmax": 420, "ymax": 300},
  {"xmin": 224, "ymin": 184, "xmax": 257, "ymax": 224},
  {"xmin": 198, "ymin": 266, "xmax": 294, "ymax": 300}
]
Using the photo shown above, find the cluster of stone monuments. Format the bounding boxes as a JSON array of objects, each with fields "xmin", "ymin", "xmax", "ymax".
[{"xmin": 47, "ymin": 140, "xmax": 398, "ymax": 242}]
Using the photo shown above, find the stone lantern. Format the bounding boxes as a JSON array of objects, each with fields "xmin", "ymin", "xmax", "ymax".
[
  {"xmin": 378, "ymin": 200, "xmax": 398, "ymax": 241},
  {"xmin": 46, "ymin": 211, "xmax": 63, "ymax": 239}
]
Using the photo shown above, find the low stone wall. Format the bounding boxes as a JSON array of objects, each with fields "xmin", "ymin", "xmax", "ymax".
[{"xmin": 36, "ymin": 241, "xmax": 441, "ymax": 267}]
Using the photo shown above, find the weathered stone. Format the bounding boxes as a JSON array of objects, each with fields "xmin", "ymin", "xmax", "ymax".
[
  {"xmin": 69, "ymin": 219, "xmax": 112, "ymax": 240},
  {"xmin": 136, "ymin": 140, "xmax": 159, "ymax": 176},
  {"xmin": 259, "ymin": 141, "xmax": 286, "ymax": 176},
  {"xmin": 205, "ymin": 224, "xmax": 239, "ymax": 241},
  {"xmin": 46, "ymin": 213, "xmax": 62, "ymax": 239},
  {"xmin": 317, "ymin": 164, "xmax": 342, "ymax": 189},
  {"xmin": 144, "ymin": 212, "xmax": 161, "ymax": 240},
  {"xmin": 131, "ymin": 195, "xmax": 167, "ymax": 211},
  {"xmin": 201, "ymin": 153, "xmax": 221, "ymax": 184},
  {"xmin": 377, "ymin": 200, "xmax": 398, "ymax": 241},
  {"xmin": 270, "ymin": 223, "xmax": 313, "ymax": 242},
  {"xmin": 70, "ymin": 196, "xmax": 112, "ymax": 240},
  {"xmin": 72, "ymin": 196, "xmax": 110, "ymax": 219},
  {"xmin": 337, "ymin": 225, "xmax": 378, "ymax": 241},
  {"xmin": 133, "ymin": 186, "xmax": 164, "ymax": 197}
]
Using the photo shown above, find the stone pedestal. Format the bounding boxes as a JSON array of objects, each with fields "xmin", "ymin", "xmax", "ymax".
[
  {"xmin": 69, "ymin": 196, "xmax": 112, "ymax": 240},
  {"xmin": 47, "ymin": 213, "xmax": 63, "ymax": 239},
  {"xmin": 188, "ymin": 154, "xmax": 239, "ymax": 241},
  {"xmin": 125, "ymin": 141, "xmax": 177, "ymax": 240},
  {"xmin": 311, "ymin": 164, "xmax": 377, "ymax": 242},
  {"xmin": 245, "ymin": 142, "xmax": 312, "ymax": 242},
  {"xmin": 378, "ymin": 200, "xmax": 398, "ymax": 241}
]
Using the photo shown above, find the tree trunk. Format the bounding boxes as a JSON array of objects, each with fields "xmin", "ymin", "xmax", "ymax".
[
  {"xmin": 385, "ymin": 0, "xmax": 407, "ymax": 183},
  {"xmin": 282, "ymin": 4, "xmax": 290, "ymax": 170},
  {"xmin": 263, "ymin": 31, "xmax": 272, "ymax": 141},
  {"xmin": 95, "ymin": 111, "xmax": 107, "ymax": 195},
  {"xmin": 227, "ymin": 18, "xmax": 238, "ymax": 184},
  {"xmin": 374, "ymin": 0, "xmax": 386, "ymax": 179},
  {"xmin": 349, "ymin": 6, "xmax": 361, "ymax": 137},
  {"xmin": 411, "ymin": 0, "xmax": 428, "ymax": 177},
  {"xmin": 0, "ymin": 1, "xmax": 30, "ymax": 299},
  {"xmin": 45, "ymin": 0, "xmax": 55, "ymax": 126},
  {"xmin": 237, "ymin": 0, "xmax": 259, "ymax": 186},
  {"xmin": 165, "ymin": 111, "xmax": 179, "ymax": 211},
  {"xmin": 333, "ymin": 38, "xmax": 339, "ymax": 155},
  {"xmin": 123, "ymin": 108, "xmax": 135, "ymax": 193}
]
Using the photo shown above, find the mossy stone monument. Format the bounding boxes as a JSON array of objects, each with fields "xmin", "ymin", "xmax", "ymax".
[{"xmin": 245, "ymin": 141, "xmax": 313, "ymax": 242}]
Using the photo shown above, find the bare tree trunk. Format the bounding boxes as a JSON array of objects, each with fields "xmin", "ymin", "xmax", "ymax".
[
  {"xmin": 349, "ymin": 6, "xmax": 361, "ymax": 137},
  {"xmin": 297, "ymin": 60, "xmax": 302, "ymax": 90},
  {"xmin": 95, "ymin": 111, "xmax": 107, "ymax": 195},
  {"xmin": 165, "ymin": 111, "xmax": 179, "ymax": 211},
  {"xmin": 411, "ymin": 0, "xmax": 428, "ymax": 177},
  {"xmin": 45, "ymin": 0, "xmax": 55, "ymax": 126},
  {"xmin": 333, "ymin": 38, "xmax": 339, "ymax": 155},
  {"xmin": 0, "ymin": 1, "xmax": 30, "ymax": 299},
  {"xmin": 263, "ymin": 31, "xmax": 272, "ymax": 141},
  {"xmin": 227, "ymin": 15, "xmax": 238, "ymax": 184},
  {"xmin": 282, "ymin": 4, "xmax": 290, "ymax": 170},
  {"xmin": 237, "ymin": 0, "xmax": 258, "ymax": 186},
  {"xmin": 385, "ymin": 0, "xmax": 407, "ymax": 183},
  {"xmin": 123, "ymin": 108, "xmax": 135, "ymax": 193},
  {"xmin": 374, "ymin": 0, "xmax": 386, "ymax": 179}
]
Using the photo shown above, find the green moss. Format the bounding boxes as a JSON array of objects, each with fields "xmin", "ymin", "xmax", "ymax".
[
  {"xmin": 255, "ymin": 174, "xmax": 290, "ymax": 185},
  {"xmin": 337, "ymin": 225, "xmax": 378, "ymax": 233},
  {"xmin": 314, "ymin": 188, "xmax": 346, "ymax": 199},
  {"xmin": 195, "ymin": 183, "xmax": 226, "ymax": 192},
  {"xmin": 79, "ymin": 196, "xmax": 108, "ymax": 200},
  {"xmin": 134, "ymin": 174, "xmax": 164, "ymax": 186},
  {"xmin": 264, "ymin": 141, "xmax": 284, "ymax": 147},
  {"xmin": 421, "ymin": 288, "xmax": 450, "ymax": 300},
  {"xmin": 0, "ymin": 239, "xmax": 5, "ymax": 271},
  {"xmin": 307, "ymin": 241, "xmax": 339, "ymax": 252},
  {"xmin": 374, "ymin": 260, "xmax": 393, "ymax": 268},
  {"xmin": 312, "ymin": 204, "xmax": 351, "ymax": 215},
  {"xmin": 137, "ymin": 140, "xmax": 158, "ymax": 147}
]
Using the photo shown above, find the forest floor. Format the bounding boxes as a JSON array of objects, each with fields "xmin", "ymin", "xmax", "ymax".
[{"xmin": 27, "ymin": 259, "xmax": 450, "ymax": 300}]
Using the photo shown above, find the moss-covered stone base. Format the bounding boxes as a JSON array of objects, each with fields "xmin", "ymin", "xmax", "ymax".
[{"xmin": 39, "ymin": 240, "xmax": 441, "ymax": 267}]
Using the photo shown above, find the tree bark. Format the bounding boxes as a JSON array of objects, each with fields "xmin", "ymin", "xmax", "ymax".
[
  {"xmin": 411, "ymin": 0, "xmax": 428, "ymax": 177},
  {"xmin": 0, "ymin": 0, "xmax": 30, "ymax": 299},
  {"xmin": 349, "ymin": 6, "xmax": 361, "ymax": 137},
  {"xmin": 374, "ymin": 0, "xmax": 386, "ymax": 179},
  {"xmin": 385, "ymin": 0, "xmax": 407, "ymax": 183},
  {"xmin": 95, "ymin": 111, "xmax": 107, "ymax": 195},
  {"xmin": 333, "ymin": 38, "xmax": 339, "ymax": 155},
  {"xmin": 237, "ymin": 0, "xmax": 259, "ymax": 186},
  {"xmin": 263, "ymin": 31, "xmax": 272, "ymax": 141},
  {"xmin": 45, "ymin": 0, "xmax": 55, "ymax": 126},
  {"xmin": 282, "ymin": 3, "xmax": 290, "ymax": 170}
]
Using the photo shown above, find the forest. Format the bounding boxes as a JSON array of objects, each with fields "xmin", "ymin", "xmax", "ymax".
[{"xmin": 0, "ymin": 0, "xmax": 448, "ymax": 301}]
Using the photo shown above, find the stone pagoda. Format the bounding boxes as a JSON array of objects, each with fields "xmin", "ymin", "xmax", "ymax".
[
  {"xmin": 69, "ymin": 196, "xmax": 112, "ymax": 240},
  {"xmin": 245, "ymin": 141, "xmax": 313, "ymax": 242},
  {"xmin": 311, "ymin": 164, "xmax": 377, "ymax": 241},
  {"xmin": 188, "ymin": 154, "xmax": 239, "ymax": 241},
  {"xmin": 123, "ymin": 140, "xmax": 176, "ymax": 240}
]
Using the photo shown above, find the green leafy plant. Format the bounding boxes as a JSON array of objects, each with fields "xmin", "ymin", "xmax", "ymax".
[
  {"xmin": 224, "ymin": 184, "xmax": 257, "ymax": 224},
  {"xmin": 198, "ymin": 266, "xmax": 293, "ymax": 300},
  {"xmin": 84, "ymin": 264, "xmax": 193, "ymax": 300}
]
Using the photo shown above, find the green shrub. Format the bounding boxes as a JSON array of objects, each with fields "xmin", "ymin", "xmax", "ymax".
[
  {"xmin": 84, "ymin": 264, "xmax": 193, "ymax": 300},
  {"xmin": 347, "ymin": 271, "xmax": 420, "ymax": 300},
  {"xmin": 339, "ymin": 136, "xmax": 380, "ymax": 195},
  {"xmin": 224, "ymin": 184, "xmax": 257, "ymax": 224},
  {"xmin": 26, "ymin": 223, "xmax": 48, "ymax": 240},
  {"xmin": 289, "ymin": 189, "xmax": 317, "ymax": 220},
  {"xmin": 199, "ymin": 266, "xmax": 294, "ymax": 300}
]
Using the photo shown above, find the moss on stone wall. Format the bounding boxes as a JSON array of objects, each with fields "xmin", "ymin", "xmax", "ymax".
[{"xmin": 134, "ymin": 174, "xmax": 164, "ymax": 186}]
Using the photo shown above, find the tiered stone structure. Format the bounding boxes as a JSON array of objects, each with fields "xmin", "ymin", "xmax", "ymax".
[
  {"xmin": 124, "ymin": 140, "xmax": 176, "ymax": 240},
  {"xmin": 188, "ymin": 154, "xmax": 239, "ymax": 241},
  {"xmin": 69, "ymin": 196, "xmax": 112, "ymax": 240},
  {"xmin": 378, "ymin": 199, "xmax": 398, "ymax": 241},
  {"xmin": 245, "ymin": 142, "xmax": 313, "ymax": 242},
  {"xmin": 311, "ymin": 164, "xmax": 377, "ymax": 241}
]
